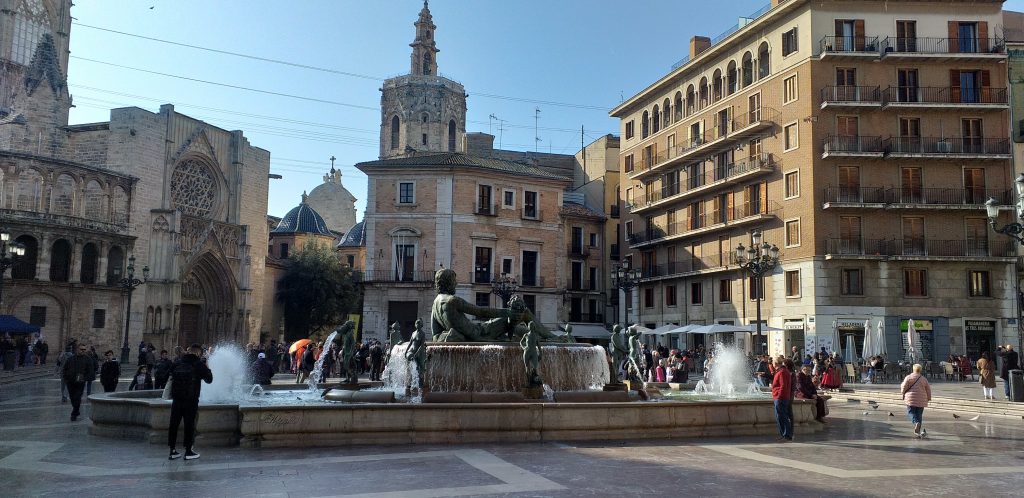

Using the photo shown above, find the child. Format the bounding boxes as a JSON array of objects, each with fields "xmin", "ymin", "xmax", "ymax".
[{"xmin": 128, "ymin": 365, "xmax": 154, "ymax": 391}]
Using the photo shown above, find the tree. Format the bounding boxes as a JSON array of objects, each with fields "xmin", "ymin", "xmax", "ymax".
[{"xmin": 276, "ymin": 242, "xmax": 360, "ymax": 342}]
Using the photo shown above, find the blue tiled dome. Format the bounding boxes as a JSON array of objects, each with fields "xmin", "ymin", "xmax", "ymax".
[{"xmin": 273, "ymin": 192, "xmax": 333, "ymax": 235}]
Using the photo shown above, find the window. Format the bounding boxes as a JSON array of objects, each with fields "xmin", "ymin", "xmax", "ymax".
[
  {"xmin": 503, "ymin": 190, "xmax": 515, "ymax": 208},
  {"xmin": 399, "ymin": 182, "xmax": 415, "ymax": 204},
  {"xmin": 502, "ymin": 258, "xmax": 513, "ymax": 275},
  {"xmin": 571, "ymin": 261, "xmax": 583, "ymax": 289},
  {"xmin": 421, "ymin": 133, "xmax": 427, "ymax": 146},
  {"xmin": 782, "ymin": 27, "xmax": 798, "ymax": 56},
  {"xmin": 589, "ymin": 233, "xmax": 597, "ymax": 247},
  {"xmin": 841, "ymin": 268, "xmax": 863, "ymax": 295},
  {"xmin": 690, "ymin": 282, "xmax": 703, "ymax": 305},
  {"xmin": 785, "ymin": 219, "xmax": 801, "ymax": 247},
  {"xmin": 474, "ymin": 247, "xmax": 492, "ymax": 283},
  {"xmin": 896, "ymin": 20, "xmax": 917, "ymax": 52},
  {"xmin": 523, "ymin": 294, "xmax": 537, "ymax": 316},
  {"xmin": 521, "ymin": 250, "xmax": 538, "ymax": 286},
  {"xmin": 478, "ymin": 185, "xmax": 493, "ymax": 215},
  {"xmin": 719, "ymin": 279, "xmax": 732, "ymax": 302},
  {"xmin": 346, "ymin": 255, "xmax": 355, "ymax": 267},
  {"xmin": 969, "ymin": 270, "xmax": 991, "ymax": 297},
  {"xmin": 29, "ymin": 306, "xmax": 46, "ymax": 327},
  {"xmin": 783, "ymin": 75, "xmax": 798, "ymax": 103},
  {"xmin": 644, "ymin": 288, "xmax": 655, "ymax": 308},
  {"xmin": 957, "ymin": 22, "xmax": 979, "ymax": 53},
  {"xmin": 904, "ymin": 268, "xmax": 928, "ymax": 297},
  {"xmin": 523, "ymin": 191, "xmax": 538, "ymax": 218},
  {"xmin": 448, "ymin": 120, "xmax": 457, "ymax": 151},
  {"xmin": 666, "ymin": 285, "xmax": 677, "ymax": 306},
  {"xmin": 749, "ymin": 275, "xmax": 764, "ymax": 300},
  {"xmin": 785, "ymin": 270, "xmax": 800, "ymax": 297},
  {"xmin": 624, "ymin": 154, "xmax": 634, "ymax": 173},
  {"xmin": 280, "ymin": 243, "xmax": 289, "ymax": 259},
  {"xmin": 784, "ymin": 123, "xmax": 799, "ymax": 151},
  {"xmin": 897, "ymin": 68, "xmax": 919, "ymax": 102},
  {"xmin": 742, "ymin": 51, "xmax": 754, "ymax": 87},
  {"xmin": 625, "ymin": 120, "xmax": 635, "ymax": 140},
  {"xmin": 390, "ymin": 116, "xmax": 400, "ymax": 150},
  {"xmin": 475, "ymin": 293, "xmax": 490, "ymax": 307},
  {"xmin": 757, "ymin": 42, "xmax": 770, "ymax": 79},
  {"xmin": 589, "ymin": 266, "xmax": 598, "ymax": 290},
  {"xmin": 784, "ymin": 171, "xmax": 799, "ymax": 199},
  {"xmin": 394, "ymin": 244, "xmax": 416, "ymax": 281},
  {"xmin": 642, "ymin": 111, "xmax": 650, "ymax": 139},
  {"xmin": 92, "ymin": 309, "xmax": 106, "ymax": 329}
]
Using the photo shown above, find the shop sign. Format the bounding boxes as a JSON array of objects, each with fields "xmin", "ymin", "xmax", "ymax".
[
  {"xmin": 965, "ymin": 320, "xmax": 995, "ymax": 333},
  {"xmin": 836, "ymin": 319, "xmax": 866, "ymax": 329},
  {"xmin": 899, "ymin": 319, "xmax": 933, "ymax": 331},
  {"xmin": 784, "ymin": 320, "xmax": 804, "ymax": 330}
]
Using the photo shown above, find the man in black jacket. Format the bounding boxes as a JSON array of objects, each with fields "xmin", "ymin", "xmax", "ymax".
[
  {"xmin": 99, "ymin": 350, "xmax": 120, "ymax": 393},
  {"xmin": 252, "ymin": 352, "xmax": 274, "ymax": 386},
  {"xmin": 168, "ymin": 344, "xmax": 213, "ymax": 461},
  {"xmin": 153, "ymin": 350, "xmax": 173, "ymax": 390},
  {"xmin": 997, "ymin": 345, "xmax": 1020, "ymax": 400},
  {"xmin": 62, "ymin": 344, "xmax": 97, "ymax": 421}
]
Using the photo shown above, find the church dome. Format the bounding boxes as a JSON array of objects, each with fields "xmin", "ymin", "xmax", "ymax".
[
  {"xmin": 273, "ymin": 192, "xmax": 333, "ymax": 235},
  {"xmin": 306, "ymin": 167, "xmax": 357, "ymax": 233}
]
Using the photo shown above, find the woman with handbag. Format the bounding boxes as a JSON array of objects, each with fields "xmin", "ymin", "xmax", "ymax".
[
  {"xmin": 977, "ymin": 351, "xmax": 997, "ymax": 400},
  {"xmin": 900, "ymin": 363, "xmax": 932, "ymax": 438}
]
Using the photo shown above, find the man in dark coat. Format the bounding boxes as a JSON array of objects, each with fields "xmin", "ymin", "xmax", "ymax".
[
  {"xmin": 997, "ymin": 345, "xmax": 1020, "ymax": 400},
  {"xmin": 99, "ymin": 350, "xmax": 121, "ymax": 393},
  {"xmin": 369, "ymin": 342, "xmax": 383, "ymax": 381},
  {"xmin": 62, "ymin": 344, "xmax": 97, "ymax": 421},
  {"xmin": 252, "ymin": 352, "xmax": 274, "ymax": 386},
  {"xmin": 153, "ymin": 350, "xmax": 173, "ymax": 390},
  {"xmin": 168, "ymin": 344, "xmax": 213, "ymax": 461}
]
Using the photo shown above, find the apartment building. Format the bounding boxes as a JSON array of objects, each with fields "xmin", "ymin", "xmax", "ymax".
[{"xmin": 610, "ymin": 0, "xmax": 1015, "ymax": 361}]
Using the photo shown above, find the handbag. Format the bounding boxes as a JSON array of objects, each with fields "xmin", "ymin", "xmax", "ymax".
[
  {"xmin": 902, "ymin": 374, "xmax": 922, "ymax": 399},
  {"xmin": 161, "ymin": 378, "xmax": 173, "ymax": 400}
]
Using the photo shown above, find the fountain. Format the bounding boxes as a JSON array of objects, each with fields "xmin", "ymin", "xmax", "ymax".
[{"xmin": 307, "ymin": 331, "xmax": 338, "ymax": 391}]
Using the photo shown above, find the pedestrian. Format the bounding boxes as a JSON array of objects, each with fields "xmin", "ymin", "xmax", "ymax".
[
  {"xmin": 99, "ymin": 350, "xmax": 120, "ymax": 393},
  {"xmin": 900, "ymin": 363, "xmax": 932, "ymax": 438},
  {"xmin": 153, "ymin": 350, "xmax": 173, "ymax": 390},
  {"xmin": 996, "ymin": 345, "xmax": 1020, "ymax": 400},
  {"xmin": 39, "ymin": 339, "xmax": 49, "ymax": 364},
  {"xmin": 978, "ymin": 351, "xmax": 997, "ymax": 400},
  {"xmin": 55, "ymin": 345, "xmax": 74, "ymax": 402},
  {"xmin": 168, "ymin": 344, "xmax": 213, "ymax": 461},
  {"xmin": 369, "ymin": 341, "xmax": 383, "ymax": 381},
  {"xmin": 771, "ymin": 356, "xmax": 793, "ymax": 441},
  {"xmin": 252, "ymin": 352, "xmax": 274, "ymax": 386},
  {"xmin": 790, "ymin": 346, "xmax": 801, "ymax": 365},
  {"xmin": 62, "ymin": 343, "xmax": 96, "ymax": 421},
  {"xmin": 85, "ymin": 346, "xmax": 99, "ymax": 395},
  {"xmin": 296, "ymin": 345, "xmax": 315, "ymax": 384},
  {"xmin": 128, "ymin": 365, "xmax": 154, "ymax": 390}
]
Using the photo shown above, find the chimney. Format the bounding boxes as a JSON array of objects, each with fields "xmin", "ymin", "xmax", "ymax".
[{"xmin": 690, "ymin": 36, "xmax": 712, "ymax": 59}]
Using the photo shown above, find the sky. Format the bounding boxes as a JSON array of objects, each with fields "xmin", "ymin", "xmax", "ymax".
[{"xmin": 65, "ymin": 0, "xmax": 1024, "ymax": 220}]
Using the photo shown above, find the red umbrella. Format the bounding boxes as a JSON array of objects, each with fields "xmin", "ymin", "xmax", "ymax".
[{"xmin": 289, "ymin": 339, "xmax": 312, "ymax": 354}]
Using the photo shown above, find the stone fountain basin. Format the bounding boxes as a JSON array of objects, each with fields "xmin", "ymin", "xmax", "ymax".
[{"xmin": 89, "ymin": 389, "xmax": 822, "ymax": 448}]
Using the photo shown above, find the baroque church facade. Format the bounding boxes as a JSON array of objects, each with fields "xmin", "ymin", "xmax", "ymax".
[{"xmin": 0, "ymin": 0, "xmax": 271, "ymax": 351}]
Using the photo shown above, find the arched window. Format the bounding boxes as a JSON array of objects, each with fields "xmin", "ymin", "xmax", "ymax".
[
  {"xmin": 699, "ymin": 77, "xmax": 709, "ymax": 109},
  {"xmin": 741, "ymin": 52, "xmax": 754, "ymax": 87},
  {"xmin": 727, "ymin": 61, "xmax": 738, "ymax": 95},
  {"xmin": 712, "ymin": 69, "xmax": 723, "ymax": 102},
  {"xmin": 84, "ymin": 180, "xmax": 105, "ymax": 220},
  {"xmin": 662, "ymin": 98, "xmax": 671, "ymax": 128},
  {"xmin": 390, "ymin": 116, "xmax": 400, "ymax": 150},
  {"xmin": 49, "ymin": 239, "xmax": 71, "ymax": 282},
  {"xmin": 758, "ymin": 42, "xmax": 770, "ymax": 79},
  {"xmin": 448, "ymin": 120, "xmax": 457, "ymax": 151},
  {"xmin": 673, "ymin": 92, "xmax": 683, "ymax": 121},
  {"xmin": 651, "ymin": 105, "xmax": 661, "ymax": 134},
  {"xmin": 423, "ymin": 53, "xmax": 432, "ymax": 75},
  {"xmin": 52, "ymin": 174, "xmax": 75, "ymax": 216},
  {"xmin": 106, "ymin": 246, "xmax": 124, "ymax": 285},
  {"xmin": 11, "ymin": 235, "xmax": 37, "ymax": 280},
  {"xmin": 641, "ymin": 111, "xmax": 650, "ymax": 138},
  {"xmin": 16, "ymin": 169, "xmax": 42, "ymax": 211},
  {"xmin": 686, "ymin": 85, "xmax": 696, "ymax": 116},
  {"xmin": 421, "ymin": 113, "xmax": 428, "ymax": 124},
  {"xmin": 80, "ymin": 243, "xmax": 98, "ymax": 284}
]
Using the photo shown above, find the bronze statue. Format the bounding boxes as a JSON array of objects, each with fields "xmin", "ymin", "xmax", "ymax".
[
  {"xmin": 520, "ymin": 322, "xmax": 543, "ymax": 387},
  {"xmin": 562, "ymin": 324, "xmax": 575, "ymax": 343},
  {"xmin": 331, "ymin": 320, "xmax": 358, "ymax": 384},
  {"xmin": 627, "ymin": 326, "xmax": 644, "ymax": 381},
  {"xmin": 608, "ymin": 324, "xmax": 628, "ymax": 384},
  {"xmin": 405, "ymin": 318, "xmax": 428, "ymax": 389}
]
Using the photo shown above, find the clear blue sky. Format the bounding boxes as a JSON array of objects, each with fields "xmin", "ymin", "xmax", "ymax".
[{"xmin": 65, "ymin": 0, "xmax": 1024, "ymax": 220}]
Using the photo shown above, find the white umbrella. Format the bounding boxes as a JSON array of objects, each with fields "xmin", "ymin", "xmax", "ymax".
[
  {"xmin": 645, "ymin": 323, "xmax": 679, "ymax": 336},
  {"xmin": 830, "ymin": 319, "xmax": 842, "ymax": 355},
  {"xmin": 738, "ymin": 323, "xmax": 784, "ymax": 333},
  {"xmin": 907, "ymin": 319, "xmax": 922, "ymax": 363},
  {"xmin": 630, "ymin": 324, "xmax": 654, "ymax": 334},
  {"xmin": 877, "ymin": 319, "xmax": 887, "ymax": 357},
  {"xmin": 689, "ymin": 323, "xmax": 751, "ymax": 334},
  {"xmin": 862, "ymin": 320, "xmax": 875, "ymax": 358},
  {"xmin": 668, "ymin": 324, "xmax": 700, "ymax": 334}
]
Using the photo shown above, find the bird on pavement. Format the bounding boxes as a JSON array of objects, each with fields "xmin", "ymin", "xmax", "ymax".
[
  {"xmin": 863, "ymin": 411, "xmax": 870, "ymax": 415},
  {"xmin": 953, "ymin": 414, "xmax": 961, "ymax": 420},
  {"xmin": 868, "ymin": 402, "xmax": 879, "ymax": 409},
  {"xmin": 888, "ymin": 412, "xmax": 895, "ymax": 417}
]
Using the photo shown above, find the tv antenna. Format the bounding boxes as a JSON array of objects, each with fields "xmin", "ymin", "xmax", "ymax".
[{"xmin": 489, "ymin": 113, "xmax": 505, "ymax": 149}]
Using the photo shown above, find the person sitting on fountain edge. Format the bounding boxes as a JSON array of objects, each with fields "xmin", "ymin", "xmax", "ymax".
[{"xmin": 431, "ymin": 268, "xmax": 560, "ymax": 342}]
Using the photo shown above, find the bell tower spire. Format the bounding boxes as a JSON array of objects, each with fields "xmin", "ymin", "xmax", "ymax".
[{"xmin": 410, "ymin": 0, "xmax": 439, "ymax": 76}]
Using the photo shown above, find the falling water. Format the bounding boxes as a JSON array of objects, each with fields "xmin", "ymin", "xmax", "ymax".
[
  {"xmin": 199, "ymin": 344, "xmax": 250, "ymax": 403},
  {"xmin": 249, "ymin": 384, "xmax": 265, "ymax": 397},
  {"xmin": 695, "ymin": 343, "xmax": 761, "ymax": 398},
  {"xmin": 308, "ymin": 331, "xmax": 338, "ymax": 392}
]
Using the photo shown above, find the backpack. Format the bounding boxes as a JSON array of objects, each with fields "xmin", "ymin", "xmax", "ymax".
[{"xmin": 170, "ymin": 360, "xmax": 196, "ymax": 399}]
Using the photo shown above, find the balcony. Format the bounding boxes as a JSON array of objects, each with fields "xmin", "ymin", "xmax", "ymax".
[
  {"xmin": 568, "ymin": 245, "xmax": 590, "ymax": 258},
  {"xmin": 884, "ymin": 137, "xmax": 1010, "ymax": 160},
  {"xmin": 822, "ymin": 135, "xmax": 885, "ymax": 159},
  {"xmin": 879, "ymin": 37, "xmax": 1006, "ymax": 61},
  {"xmin": 0, "ymin": 208, "xmax": 130, "ymax": 236},
  {"xmin": 825, "ymin": 238, "xmax": 1013, "ymax": 260},
  {"xmin": 567, "ymin": 279, "xmax": 598, "ymax": 292},
  {"xmin": 630, "ymin": 153, "xmax": 776, "ymax": 214},
  {"xmin": 882, "ymin": 86, "xmax": 1008, "ymax": 109},
  {"xmin": 823, "ymin": 186, "xmax": 1011, "ymax": 210},
  {"xmin": 521, "ymin": 209, "xmax": 543, "ymax": 221},
  {"xmin": 520, "ymin": 275, "xmax": 547, "ymax": 288},
  {"xmin": 356, "ymin": 269, "xmax": 435, "ymax": 284},
  {"xmin": 820, "ymin": 86, "xmax": 882, "ymax": 109},
  {"xmin": 476, "ymin": 204, "xmax": 498, "ymax": 217},
  {"xmin": 819, "ymin": 35, "xmax": 880, "ymax": 59},
  {"xmin": 639, "ymin": 253, "xmax": 739, "ymax": 281},
  {"xmin": 627, "ymin": 107, "xmax": 778, "ymax": 180},
  {"xmin": 628, "ymin": 202, "xmax": 779, "ymax": 248}
]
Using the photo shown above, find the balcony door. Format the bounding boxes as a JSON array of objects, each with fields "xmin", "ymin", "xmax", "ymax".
[
  {"xmin": 897, "ymin": 68, "xmax": 919, "ymax": 103},
  {"xmin": 962, "ymin": 118, "xmax": 983, "ymax": 153},
  {"xmin": 896, "ymin": 20, "xmax": 917, "ymax": 52},
  {"xmin": 838, "ymin": 166, "xmax": 860, "ymax": 202},
  {"xmin": 474, "ymin": 246, "xmax": 492, "ymax": 284},
  {"xmin": 901, "ymin": 167, "xmax": 922, "ymax": 204},
  {"xmin": 899, "ymin": 117, "xmax": 921, "ymax": 153},
  {"xmin": 839, "ymin": 216, "xmax": 862, "ymax": 254},
  {"xmin": 836, "ymin": 67, "xmax": 857, "ymax": 101},
  {"xmin": 965, "ymin": 218, "xmax": 989, "ymax": 256},
  {"xmin": 837, "ymin": 116, "xmax": 860, "ymax": 151},
  {"xmin": 394, "ymin": 244, "xmax": 416, "ymax": 281},
  {"xmin": 902, "ymin": 217, "xmax": 925, "ymax": 255},
  {"xmin": 964, "ymin": 168, "xmax": 985, "ymax": 204}
]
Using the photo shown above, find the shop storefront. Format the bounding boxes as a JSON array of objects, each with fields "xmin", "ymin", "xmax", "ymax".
[
  {"xmin": 900, "ymin": 319, "xmax": 934, "ymax": 362},
  {"xmin": 836, "ymin": 319, "xmax": 866, "ymax": 360},
  {"xmin": 965, "ymin": 319, "xmax": 996, "ymax": 361}
]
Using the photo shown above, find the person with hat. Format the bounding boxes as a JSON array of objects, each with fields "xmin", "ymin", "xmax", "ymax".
[{"xmin": 252, "ymin": 351, "xmax": 274, "ymax": 386}]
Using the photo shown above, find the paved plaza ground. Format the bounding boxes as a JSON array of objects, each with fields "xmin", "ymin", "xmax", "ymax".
[{"xmin": 1, "ymin": 376, "xmax": 1023, "ymax": 497}]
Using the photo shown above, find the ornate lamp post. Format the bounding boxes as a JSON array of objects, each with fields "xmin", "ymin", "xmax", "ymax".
[
  {"xmin": 735, "ymin": 230, "xmax": 780, "ymax": 355},
  {"xmin": 611, "ymin": 260, "xmax": 642, "ymax": 326},
  {"xmin": 118, "ymin": 255, "xmax": 149, "ymax": 364},
  {"xmin": 0, "ymin": 230, "xmax": 26, "ymax": 308},
  {"xmin": 490, "ymin": 272, "xmax": 519, "ymax": 307},
  {"xmin": 987, "ymin": 175, "xmax": 1024, "ymax": 350}
]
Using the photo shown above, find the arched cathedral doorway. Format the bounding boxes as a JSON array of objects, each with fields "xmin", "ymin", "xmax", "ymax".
[{"xmin": 178, "ymin": 252, "xmax": 236, "ymax": 347}]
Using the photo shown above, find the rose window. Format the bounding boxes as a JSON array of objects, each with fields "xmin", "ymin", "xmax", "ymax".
[{"xmin": 171, "ymin": 159, "xmax": 218, "ymax": 218}]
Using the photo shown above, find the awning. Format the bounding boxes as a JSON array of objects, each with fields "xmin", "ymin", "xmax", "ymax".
[
  {"xmin": 564, "ymin": 324, "xmax": 611, "ymax": 339},
  {"xmin": 643, "ymin": 323, "xmax": 680, "ymax": 335},
  {"xmin": 0, "ymin": 315, "xmax": 40, "ymax": 335}
]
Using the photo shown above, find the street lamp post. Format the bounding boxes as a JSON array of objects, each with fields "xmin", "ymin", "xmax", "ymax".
[
  {"xmin": 118, "ymin": 255, "xmax": 149, "ymax": 364},
  {"xmin": 735, "ymin": 230, "xmax": 780, "ymax": 355},
  {"xmin": 490, "ymin": 272, "xmax": 519, "ymax": 307},
  {"xmin": 611, "ymin": 260, "xmax": 642, "ymax": 326},
  {"xmin": 0, "ymin": 230, "xmax": 26, "ymax": 309},
  {"xmin": 986, "ymin": 175, "xmax": 1024, "ymax": 350}
]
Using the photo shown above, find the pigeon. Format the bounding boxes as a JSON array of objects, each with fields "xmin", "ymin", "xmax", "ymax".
[
  {"xmin": 863, "ymin": 411, "xmax": 870, "ymax": 415},
  {"xmin": 888, "ymin": 412, "xmax": 895, "ymax": 417},
  {"xmin": 953, "ymin": 414, "xmax": 961, "ymax": 420},
  {"xmin": 969, "ymin": 415, "xmax": 980, "ymax": 421},
  {"xmin": 868, "ymin": 402, "xmax": 879, "ymax": 408}
]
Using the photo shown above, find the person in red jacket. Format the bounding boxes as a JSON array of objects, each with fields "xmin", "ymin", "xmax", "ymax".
[{"xmin": 771, "ymin": 356, "xmax": 793, "ymax": 441}]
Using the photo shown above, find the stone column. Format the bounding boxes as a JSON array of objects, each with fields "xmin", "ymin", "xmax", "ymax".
[
  {"xmin": 69, "ymin": 239, "xmax": 82, "ymax": 283},
  {"xmin": 97, "ymin": 241, "xmax": 108, "ymax": 285},
  {"xmin": 36, "ymin": 233, "xmax": 51, "ymax": 281}
]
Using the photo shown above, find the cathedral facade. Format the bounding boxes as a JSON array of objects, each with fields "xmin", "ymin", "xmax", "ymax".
[{"xmin": 0, "ymin": 0, "xmax": 270, "ymax": 351}]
